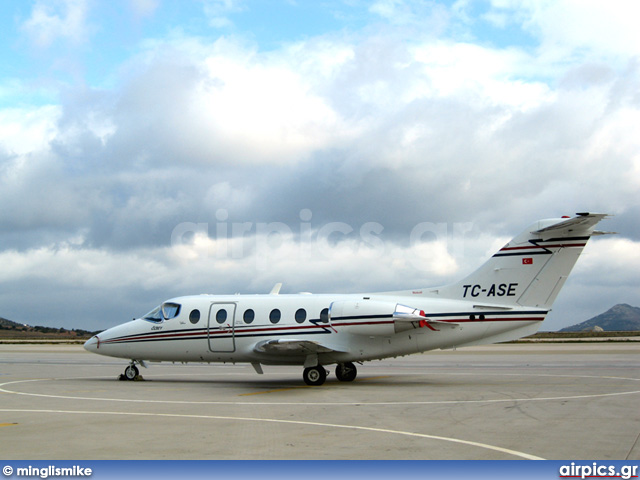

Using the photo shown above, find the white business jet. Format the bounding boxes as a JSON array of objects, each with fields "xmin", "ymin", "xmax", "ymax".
[{"xmin": 84, "ymin": 213, "xmax": 611, "ymax": 386}]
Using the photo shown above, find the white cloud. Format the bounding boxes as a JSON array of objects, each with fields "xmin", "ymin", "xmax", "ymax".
[
  {"xmin": 410, "ymin": 41, "xmax": 552, "ymax": 110},
  {"xmin": 577, "ymin": 237, "xmax": 640, "ymax": 288},
  {"xmin": 129, "ymin": 0, "xmax": 159, "ymax": 18},
  {"xmin": 202, "ymin": 0, "xmax": 245, "ymax": 28},
  {"xmin": 0, "ymin": 105, "xmax": 61, "ymax": 155},
  {"xmin": 489, "ymin": 0, "xmax": 640, "ymax": 61},
  {"xmin": 369, "ymin": 0, "xmax": 450, "ymax": 32},
  {"xmin": 194, "ymin": 50, "xmax": 345, "ymax": 164},
  {"xmin": 21, "ymin": 0, "xmax": 89, "ymax": 47}
]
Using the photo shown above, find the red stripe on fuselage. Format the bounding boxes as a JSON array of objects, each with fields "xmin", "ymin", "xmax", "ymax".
[{"xmin": 100, "ymin": 317, "xmax": 543, "ymax": 345}]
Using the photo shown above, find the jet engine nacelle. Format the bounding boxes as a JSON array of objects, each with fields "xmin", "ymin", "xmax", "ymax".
[
  {"xmin": 329, "ymin": 299, "xmax": 396, "ymax": 335},
  {"xmin": 329, "ymin": 299, "xmax": 428, "ymax": 336}
]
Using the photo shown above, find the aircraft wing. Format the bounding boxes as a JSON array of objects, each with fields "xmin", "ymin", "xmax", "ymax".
[{"xmin": 253, "ymin": 338, "xmax": 348, "ymax": 356}]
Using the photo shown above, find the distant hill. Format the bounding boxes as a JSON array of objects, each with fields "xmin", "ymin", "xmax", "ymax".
[
  {"xmin": 0, "ymin": 316, "xmax": 99, "ymax": 339},
  {"xmin": 0, "ymin": 317, "xmax": 26, "ymax": 328},
  {"xmin": 560, "ymin": 304, "xmax": 640, "ymax": 332}
]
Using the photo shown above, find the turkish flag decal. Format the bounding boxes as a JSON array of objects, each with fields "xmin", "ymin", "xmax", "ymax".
[{"xmin": 523, "ymin": 258, "xmax": 533, "ymax": 265}]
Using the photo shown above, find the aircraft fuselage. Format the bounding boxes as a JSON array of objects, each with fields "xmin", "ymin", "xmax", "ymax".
[{"xmin": 85, "ymin": 293, "xmax": 545, "ymax": 365}]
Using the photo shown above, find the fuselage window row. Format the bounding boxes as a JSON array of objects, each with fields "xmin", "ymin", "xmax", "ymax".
[{"xmin": 209, "ymin": 307, "xmax": 327, "ymax": 325}]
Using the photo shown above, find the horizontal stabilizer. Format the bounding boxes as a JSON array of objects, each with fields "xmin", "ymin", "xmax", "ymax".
[{"xmin": 532, "ymin": 213, "xmax": 610, "ymax": 238}]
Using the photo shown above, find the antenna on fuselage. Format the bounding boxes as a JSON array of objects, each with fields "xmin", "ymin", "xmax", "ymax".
[{"xmin": 270, "ymin": 283, "xmax": 283, "ymax": 295}]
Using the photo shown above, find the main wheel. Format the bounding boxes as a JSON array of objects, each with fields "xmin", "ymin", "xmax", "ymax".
[
  {"xmin": 335, "ymin": 362, "xmax": 357, "ymax": 382},
  {"xmin": 124, "ymin": 364, "xmax": 139, "ymax": 380},
  {"xmin": 303, "ymin": 365, "xmax": 327, "ymax": 386}
]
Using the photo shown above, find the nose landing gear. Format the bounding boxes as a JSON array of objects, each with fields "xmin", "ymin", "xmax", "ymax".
[{"xmin": 119, "ymin": 360, "xmax": 145, "ymax": 381}]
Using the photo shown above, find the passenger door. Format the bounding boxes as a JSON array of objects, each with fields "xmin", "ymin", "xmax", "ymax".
[{"xmin": 208, "ymin": 302, "xmax": 237, "ymax": 352}]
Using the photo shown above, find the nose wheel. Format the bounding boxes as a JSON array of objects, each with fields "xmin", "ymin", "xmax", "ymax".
[
  {"xmin": 123, "ymin": 364, "xmax": 139, "ymax": 380},
  {"xmin": 120, "ymin": 361, "xmax": 145, "ymax": 381}
]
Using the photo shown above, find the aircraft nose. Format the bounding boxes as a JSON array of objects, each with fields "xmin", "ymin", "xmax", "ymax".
[{"xmin": 83, "ymin": 335, "xmax": 99, "ymax": 353}]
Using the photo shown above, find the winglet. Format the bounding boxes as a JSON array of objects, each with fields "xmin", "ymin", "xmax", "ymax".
[{"xmin": 270, "ymin": 283, "xmax": 283, "ymax": 295}]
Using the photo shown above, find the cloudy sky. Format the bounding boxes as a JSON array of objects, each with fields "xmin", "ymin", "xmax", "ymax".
[{"xmin": 1, "ymin": 0, "xmax": 639, "ymax": 332}]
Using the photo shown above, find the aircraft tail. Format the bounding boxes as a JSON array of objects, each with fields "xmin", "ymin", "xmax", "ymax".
[{"xmin": 431, "ymin": 213, "xmax": 612, "ymax": 309}]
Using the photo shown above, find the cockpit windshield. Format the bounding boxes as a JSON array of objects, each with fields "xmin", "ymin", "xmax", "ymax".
[
  {"xmin": 143, "ymin": 303, "xmax": 181, "ymax": 322},
  {"xmin": 162, "ymin": 303, "xmax": 180, "ymax": 319}
]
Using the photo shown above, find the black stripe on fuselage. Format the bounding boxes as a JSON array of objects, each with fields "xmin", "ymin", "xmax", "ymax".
[
  {"xmin": 99, "ymin": 311, "xmax": 544, "ymax": 345},
  {"xmin": 424, "ymin": 310, "xmax": 548, "ymax": 318}
]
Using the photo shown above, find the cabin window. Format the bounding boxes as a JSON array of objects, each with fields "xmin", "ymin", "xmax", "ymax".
[
  {"xmin": 216, "ymin": 309, "xmax": 227, "ymax": 324},
  {"xmin": 320, "ymin": 308, "xmax": 329, "ymax": 323},
  {"xmin": 269, "ymin": 309, "xmax": 281, "ymax": 324},
  {"xmin": 469, "ymin": 315, "xmax": 475, "ymax": 321},
  {"xmin": 189, "ymin": 309, "xmax": 201, "ymax": 324},
  {"xmin": 295, "ymin": 308, "xmax": 306, "ymax": 323},
  {"xmin": 243, "ymin": 309, "xmax": 255, "ymax": 324}
]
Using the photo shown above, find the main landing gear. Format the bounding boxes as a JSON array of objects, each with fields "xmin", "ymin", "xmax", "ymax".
[
  {"xmin": 303, "ymin": 366, "xmax": 327, "ymax": 386},
  {"xmin": 302, "ymin": 362, "xmax": 358, "ymax": 386},
  {"xmin": 335, "ymin": 362, "xmax": 357, "ymax": 382}
]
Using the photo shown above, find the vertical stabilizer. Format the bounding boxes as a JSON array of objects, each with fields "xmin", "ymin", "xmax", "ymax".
[{"xmin": 432, "ymin": 213, "xmax": 611, "ymax": 309}]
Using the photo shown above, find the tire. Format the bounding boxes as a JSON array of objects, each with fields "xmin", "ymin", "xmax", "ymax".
[
  {"xmin": 124, "ymin": 365, "xmax": 139, "ymax": 380},
  {"xmin": 303, "ymin": 366, "xmax": 327, "ymax": 386},
  {"xmin": 335, "ymin": 362, "xmax": 357, "ymax": 382}
]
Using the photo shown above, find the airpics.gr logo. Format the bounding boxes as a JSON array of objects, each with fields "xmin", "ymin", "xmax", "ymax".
[{"xmin": 559, "ymin": 462, "xmax": 638, "ymax": 480}]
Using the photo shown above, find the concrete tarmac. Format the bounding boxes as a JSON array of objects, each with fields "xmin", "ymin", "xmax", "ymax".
[{"xmin": 1, "ymin": 343, "xmax": 639, "ymax": 460}]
